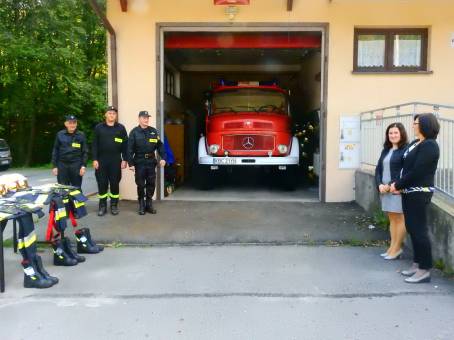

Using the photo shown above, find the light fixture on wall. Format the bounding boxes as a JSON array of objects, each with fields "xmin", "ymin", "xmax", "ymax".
[
  {"xmin": 214, "ymin": 0, "xmax": 249, "ymax": 21},
  {"xmin": 224, "ymin": 5, "xmax": 239, "ymax": 20}
]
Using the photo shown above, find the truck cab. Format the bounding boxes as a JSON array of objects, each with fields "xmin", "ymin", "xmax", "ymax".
[{"xmin": 197, "ymin": 81, "xmax": 299, "ymax": 189}]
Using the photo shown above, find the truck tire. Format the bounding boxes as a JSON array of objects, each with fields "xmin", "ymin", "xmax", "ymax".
[
  {"xmin": 193, "ymin": 164, "xmax": 214, "ymax": 190},
  {"xmin": 279, "ymin": 165, "xmax": 298, "ymax": 191}
]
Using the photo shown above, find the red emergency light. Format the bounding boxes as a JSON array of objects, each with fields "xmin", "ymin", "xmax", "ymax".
[{"xmin": 214, "ymin": 0, "xmax": 250, "ymax": 5}]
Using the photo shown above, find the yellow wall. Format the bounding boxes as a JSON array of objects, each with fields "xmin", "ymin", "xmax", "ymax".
[{"xmin": 108, "ymin": 0, "xmax": 454, "ymax": 202}]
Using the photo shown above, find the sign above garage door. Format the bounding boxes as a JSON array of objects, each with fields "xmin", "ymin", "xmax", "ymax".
[{"xmin": 165, "ymin": 32, "xmax": 321, "ymax": 49}]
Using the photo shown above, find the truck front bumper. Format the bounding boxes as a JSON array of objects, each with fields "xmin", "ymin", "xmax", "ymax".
[{"xmin": 198, "ymin": 137, "xmax": 299, "ymax": 166}]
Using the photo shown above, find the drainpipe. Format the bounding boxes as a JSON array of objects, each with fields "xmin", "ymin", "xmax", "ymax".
[{"xmin": 88, "ymin": 0, "xmax": 118, "ymax": 109}]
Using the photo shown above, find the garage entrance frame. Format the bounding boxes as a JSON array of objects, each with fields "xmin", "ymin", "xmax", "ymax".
[{"xmin": 156, "ymin": 23, "xmax": 329, "ymax": 202}]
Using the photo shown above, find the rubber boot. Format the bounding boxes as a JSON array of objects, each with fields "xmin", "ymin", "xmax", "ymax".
[
  {"xmin": 34, "ymin": 255, "xmax": 59, "ymax": 285},
  {"xmin": 81, "ymin": 227, "xmax": 104, "ymax": 252},
  {"xmin": 62, "ymin": 237, "xmax": 85, "ymax": 263},
  {"xmin": 145, "ymin": 198, "xmax": 157, "ymax": 214},
  {"xmin": 110, "ymin": 199, "xmax": 119, "ymax": 216},
  {"xmin": 75, "ymin": 228, "xmax": 100, "ymax": 254},
  {"xmin": 52, "ymin": 239, "xmax": 78, "ymax": 266},
  {"xmin": 138, "ymin": 199, "xmax": 146, "ymax": 215},
  {"xmin": 97, "ymin": 199, "xmax": 107, "ymax": 217},
  {"xmin": 23, "ymin": 260, "xmax": 54, "ymax": 289}
]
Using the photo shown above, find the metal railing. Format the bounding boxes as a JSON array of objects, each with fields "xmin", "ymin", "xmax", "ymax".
[{"xmin": 360, "ymin": 102, "xmax": 454, "ymax": 198}]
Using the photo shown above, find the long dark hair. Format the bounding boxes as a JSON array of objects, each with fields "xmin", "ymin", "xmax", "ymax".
[{"xmin": 383, "ymin": 122, "xmax": 408, "ymax": 149}]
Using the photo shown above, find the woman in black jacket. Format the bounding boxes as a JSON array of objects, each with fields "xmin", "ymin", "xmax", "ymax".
[
  {"xmin": 375, "ymin": 123, "xmax": 408, "ymax": 260},
  {"xmin": 391, "ymin": 113, "xmax": 440, "ymax": 283}
]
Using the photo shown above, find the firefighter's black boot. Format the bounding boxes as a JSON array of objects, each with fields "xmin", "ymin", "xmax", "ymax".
[
  {"xmin": 110, "ymin": 199, "xmax": 119, "ymax": 216},
  {"xmin": 138, "ymin": 199, "xmax": 146, "ymax": 215},
  {"xmin": 81, "ymin": 227, "xmax": 104, "ymax": 252},
  {"xmin": 52, "ymin": 239, "xmax": 78, "ymax": 266},
  {"xmin": 62, "ymin": 237, "xmax": 86, "ymax": 263},
  {"xmin": 34, "ymin": 255, "xmax": 59, "ymax": 285},
  {"xmin": 145, "ymin": 198, "xmax": 157, "ymax": 214},
  {"xmin": 75, "ymin": 228, "xmax": 100, "ymax": 254},
  {"xmin": 22, "ymin": 260, "xmax": 54, "ymax": 289},
  {"xmin": 98, "ymin": 199, "xmax": 107, "ymax": 217}
]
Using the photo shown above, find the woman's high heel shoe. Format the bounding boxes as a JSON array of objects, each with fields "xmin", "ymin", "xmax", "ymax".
[
  {"xmin": 401, "ymin": 263, "xmax": 419, "ymax": 276},
  {"xmin": 404, "ymin": 270, "xmax": 431, "ymax": 283},
  {"xmin": 384, "ymin": 249, "xmax": 403, "ymax": 260},
  {"xmin": 380, "ymin": 252, "xmax": 388, "ymax": 257}
]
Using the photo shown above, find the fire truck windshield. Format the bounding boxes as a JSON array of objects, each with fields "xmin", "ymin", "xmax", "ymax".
[{"xmin": 211, "ymin": 89, "xmax": 288, "ymax": 115}]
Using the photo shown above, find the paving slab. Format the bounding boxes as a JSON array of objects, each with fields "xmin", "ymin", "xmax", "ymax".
[
  {"xmin": 1, "ymin": 246, "xmax": 453, "ymax": 340},
  {"xmin": 28, "ymin": 200, "xmax": 387, "ymax": 245}
]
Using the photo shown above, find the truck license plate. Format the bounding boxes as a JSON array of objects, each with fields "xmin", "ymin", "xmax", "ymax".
[
  {"xmin": 1, "ymin": 160, "xmax": 8, "ymax": 165},
  {"xmin": 213, "ymin": 158, "xmax": 237, "ymax": 165}
]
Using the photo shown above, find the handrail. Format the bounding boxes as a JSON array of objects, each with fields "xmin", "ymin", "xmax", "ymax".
[{"xmin": 360, "ymin": 102, "xmax": 454, "ymax": 117}]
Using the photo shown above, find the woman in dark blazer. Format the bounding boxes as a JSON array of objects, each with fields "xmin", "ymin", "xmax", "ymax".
[
  {"xmin": 375, "ymin": 123, "xmax": 408, "ymax": 260},
  {"xmin": 391, "ymin": 113, "xmax": 440, "ymax": 283}
]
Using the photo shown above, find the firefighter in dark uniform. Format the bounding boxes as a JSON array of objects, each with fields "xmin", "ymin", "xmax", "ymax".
[
  {"xmin": 51, "ymin": 115, "xmax": 88, "ymax": 188},
  {"xmin": 92, "ymin": 106, "xmax": 128, "ymax": 216},
  {"xmin": 127, "ymin": 111, "xmax": 166, "ymax": 215}
]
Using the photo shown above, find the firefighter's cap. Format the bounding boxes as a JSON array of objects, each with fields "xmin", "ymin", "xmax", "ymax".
[
  {"xmin": 65, "ymin": 115, "xmax": 77, "ymax": 122},
  {"xmin": 138, "ymin": 111, "xmax": 150, "ymax": 117},
  {"xmin": 106, "ymin": 105, "xmax": 117, "ymax": 113}
]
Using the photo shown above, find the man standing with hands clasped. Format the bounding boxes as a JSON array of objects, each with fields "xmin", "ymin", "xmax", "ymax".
[
  {"xmin": 127, "ymin": 110, "xmax": 166, "ymax": 215},
  {"xmin": 92, "ymin": 106, "xmax": 128, "ymax": 216},
  {"xmin": 51, "ymin": 115, "xmax": 88, "ymax": 189}
]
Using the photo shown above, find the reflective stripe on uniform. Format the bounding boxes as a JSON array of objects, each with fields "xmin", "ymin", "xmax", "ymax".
[
  {"xmin": 18, "ymin": 231, "xmax": 37, "ymax": 249},
  {"xmin": 109, "ymin": 193, "xmax": 120, "ymax": 199},
  {"xmin": 0, "ymin": 212, "xmax": 12, "ymax": 221},
  {"xmin": 70, "ymin": 190, "xmax": 81, "ymax": 196},
  {"xmin": 74, "ymin": 200, "xmax": 85, "ymax": 208},
  {"xmin": 98, "ymin": 193, "xmax": 109, "ymax": 199},
  {"xmin": 63, "ymin": 198, "xmax": 69, "ymax": 204},
  {"xmin": 55, "ymin": 207, "xmax": 66, "ymax": 220}
]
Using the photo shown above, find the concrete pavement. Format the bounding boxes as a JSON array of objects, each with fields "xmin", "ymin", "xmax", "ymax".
[
  {"xmin": 1, "ymin": 176, "xmax": 453, "ymax": 339},
  {"xmin": 31, "ymin": 199, "xmax": 388, "ymax": 245},
  {"xmin": 1, "ymin": 246, "xmax": 453, "ymax": 340}
]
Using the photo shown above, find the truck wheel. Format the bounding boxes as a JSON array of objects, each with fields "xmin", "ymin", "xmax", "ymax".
[
  {"xmin": 193, "ymin": 164, "xmax": 214, "ymax": 190},
  {"xmin": 279, "ymin": 166, "xmax": 298, "ymax": 191}
]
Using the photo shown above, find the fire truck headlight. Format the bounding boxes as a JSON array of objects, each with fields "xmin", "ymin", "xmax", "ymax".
[
  {"xmin": 209, "ymin": 144, "xmax": 220, "ymax": 154},
  {"xmin": 277, "ymin": 144, "xmax": 288, "ymax": 154}
]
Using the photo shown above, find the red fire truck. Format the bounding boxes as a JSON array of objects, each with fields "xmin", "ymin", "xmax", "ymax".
[{"xmin": 196, "ymin": 80, "xmax": 299, "ymax": 189}]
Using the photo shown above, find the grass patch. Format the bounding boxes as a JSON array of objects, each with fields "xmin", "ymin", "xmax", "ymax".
[
  {"xmin": 434, "ymin": 258, "xmax": 454, "ymax": 277},
  {"xmin": 325, "ymin": 239, "xmax": 388, "ymax": 248},
  {"xmin": 372, "ymin": 209, "xmax": 390, "ymax": 231},
  {"xmin": 105, "ymin": 241, "xmax": 123, "ymax": 248}
]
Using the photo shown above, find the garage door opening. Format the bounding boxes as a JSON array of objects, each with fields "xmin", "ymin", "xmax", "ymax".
[{"xmin": 158, "ymin": 27, "xmax": 326, "ymax": 202}]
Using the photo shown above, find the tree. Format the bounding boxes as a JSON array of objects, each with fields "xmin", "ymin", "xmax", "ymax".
[{"xmin": 0, "ymin": 0, "xmax": 106, "ymax": 166}]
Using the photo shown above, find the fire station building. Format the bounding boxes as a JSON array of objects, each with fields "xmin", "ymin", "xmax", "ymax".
[{"xmin": 102, "ymin": 0, "xmax": 454, "ymax": 202}]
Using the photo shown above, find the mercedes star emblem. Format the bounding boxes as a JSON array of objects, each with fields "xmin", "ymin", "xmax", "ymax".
[{"xmin": 242, "ymin": 136, "xmax": 254, "ymax": 149}]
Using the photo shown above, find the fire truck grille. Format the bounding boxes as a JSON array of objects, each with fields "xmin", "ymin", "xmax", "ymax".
[{"xmin": 222, "ymin": 135, "xmax": 275, "ymax": 151}]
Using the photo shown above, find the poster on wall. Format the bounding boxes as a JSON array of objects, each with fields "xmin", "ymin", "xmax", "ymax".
[
  {"xmin": 339, "ymin": 116, "xmax": 360, "ymax": 169},
  {"xmin": 339, "ymin": 142, "xmax": 360, "ymax": 169}
]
